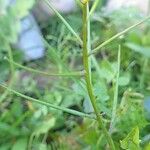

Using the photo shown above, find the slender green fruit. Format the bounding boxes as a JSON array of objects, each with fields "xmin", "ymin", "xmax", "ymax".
[
  {"xmin": 5, "ymin": 57, "xmax": 84, "ymax": 77},
  {"xmin": 89, "ymin": 16, "xmax": 150, "ymax": 56},
  {"xmin": 0, "ymin": 84, "xmax": 95, "ymax": 120}
]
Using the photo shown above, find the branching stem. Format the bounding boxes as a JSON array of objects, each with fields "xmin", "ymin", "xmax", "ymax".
[{"xmin": 82, "ymin": 2, "xmax": 115, "ymax": 150}]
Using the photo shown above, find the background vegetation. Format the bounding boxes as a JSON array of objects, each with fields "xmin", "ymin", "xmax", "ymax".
[{"xmin": 0, "ymin": 0, "xmax": 150, "ymax": 149}]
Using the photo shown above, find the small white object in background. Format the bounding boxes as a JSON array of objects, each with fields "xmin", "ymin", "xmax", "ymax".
[
  {"xmin": 33, "ymin": 0, "xmax": 76, "ymax": 22},
  {"xmin": 105, "ymin": 0, "xmax": 149, "ymax": 15},
  {"xmin": 7, "ymin": 0, "xmax": 76, "ymax": 61},
  {"xmin": 16, "ymin": 14, "xmax": 45, "ymax": 61},
  {"xmin": 6, "ymin": 0, "xmax": 45, "ymax": 61}
]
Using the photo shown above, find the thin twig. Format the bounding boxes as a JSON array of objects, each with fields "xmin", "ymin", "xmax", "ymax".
[
  {"xmin": 89, "ymin": 0, "xmax": 100, "ymax": 17},
  {"xmin": 89, "ymin": 16, "xmax": 150, "ymax": 56},
  {"xmin": 0, "ymin": 83, "xmax": 95, "ymax": 120},
  {"xmin": 5, "ymin": 57, "xmax": 84, "ymax": 77},
  {"xmin": 44, "ymin": 0, "xmax": 82, "ymax": 44}
]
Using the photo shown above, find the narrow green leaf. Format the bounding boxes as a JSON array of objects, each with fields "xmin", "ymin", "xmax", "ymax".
[
  {"xmin": 44, "ymin": 0, "xmax": 82, "ymax": 44},
  {"xmin": 0, "ymin": 84, "xmax": 95, "ymax": 120}
]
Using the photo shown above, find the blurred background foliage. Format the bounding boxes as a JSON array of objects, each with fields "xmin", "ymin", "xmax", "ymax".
[{"xmin": 0, "ymin": 0, "xmax": 150, "ymax": 149}]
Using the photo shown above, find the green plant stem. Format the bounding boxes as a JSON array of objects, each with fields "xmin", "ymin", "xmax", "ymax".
[
  {"xmin": 44, "ymin": 0, "xmax": 82, "ymax": 44},
  {"xmin": 87, "ymin": 2, "xmax": 92, "ymax": 79},
  {"xmin": 109, "ymin": 45, "xmax": 121, "ymax": 134},
  {"xmin": 0, "ymin": 83, "xmax": 95, "ymax": 120},
  {"xmin": 5, "ymin": 57, "xmax": 84, "ymax": 77},
  {"xmin": 96, "ymin": 134, "xmax": 104, "ymax": 149},
  {"xmin": 89, "ymin": 0, "xmax": 100, "ymax": 17},
  {"xmin": 89, "ymin": 16, "xmax": 150, "ymax": 56},
  {"xmin": 88, "ymin": 0, "xmax": 105, "ymax": 79},
  {"xmin": 44, "ymin": 0, "xmax": 101, "ymax": 80},
  {"xmin": 82, "ymin": 2, "xmax": 115, "ymax": 150}
]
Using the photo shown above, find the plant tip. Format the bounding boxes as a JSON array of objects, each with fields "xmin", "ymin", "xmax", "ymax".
[{"xmin": 81, "ymin": 0, "xmax": 89, "ymax": 4}]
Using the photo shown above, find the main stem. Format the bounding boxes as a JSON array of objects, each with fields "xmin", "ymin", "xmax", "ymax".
[{"xmin": 82, "ymin": 2, "xmax": 115, "ymax": 150}]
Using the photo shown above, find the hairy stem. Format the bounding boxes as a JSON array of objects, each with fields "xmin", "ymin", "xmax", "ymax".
[{"xmin": 82, "ymin": 2, "xmax": 115, "ymax": 150}]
